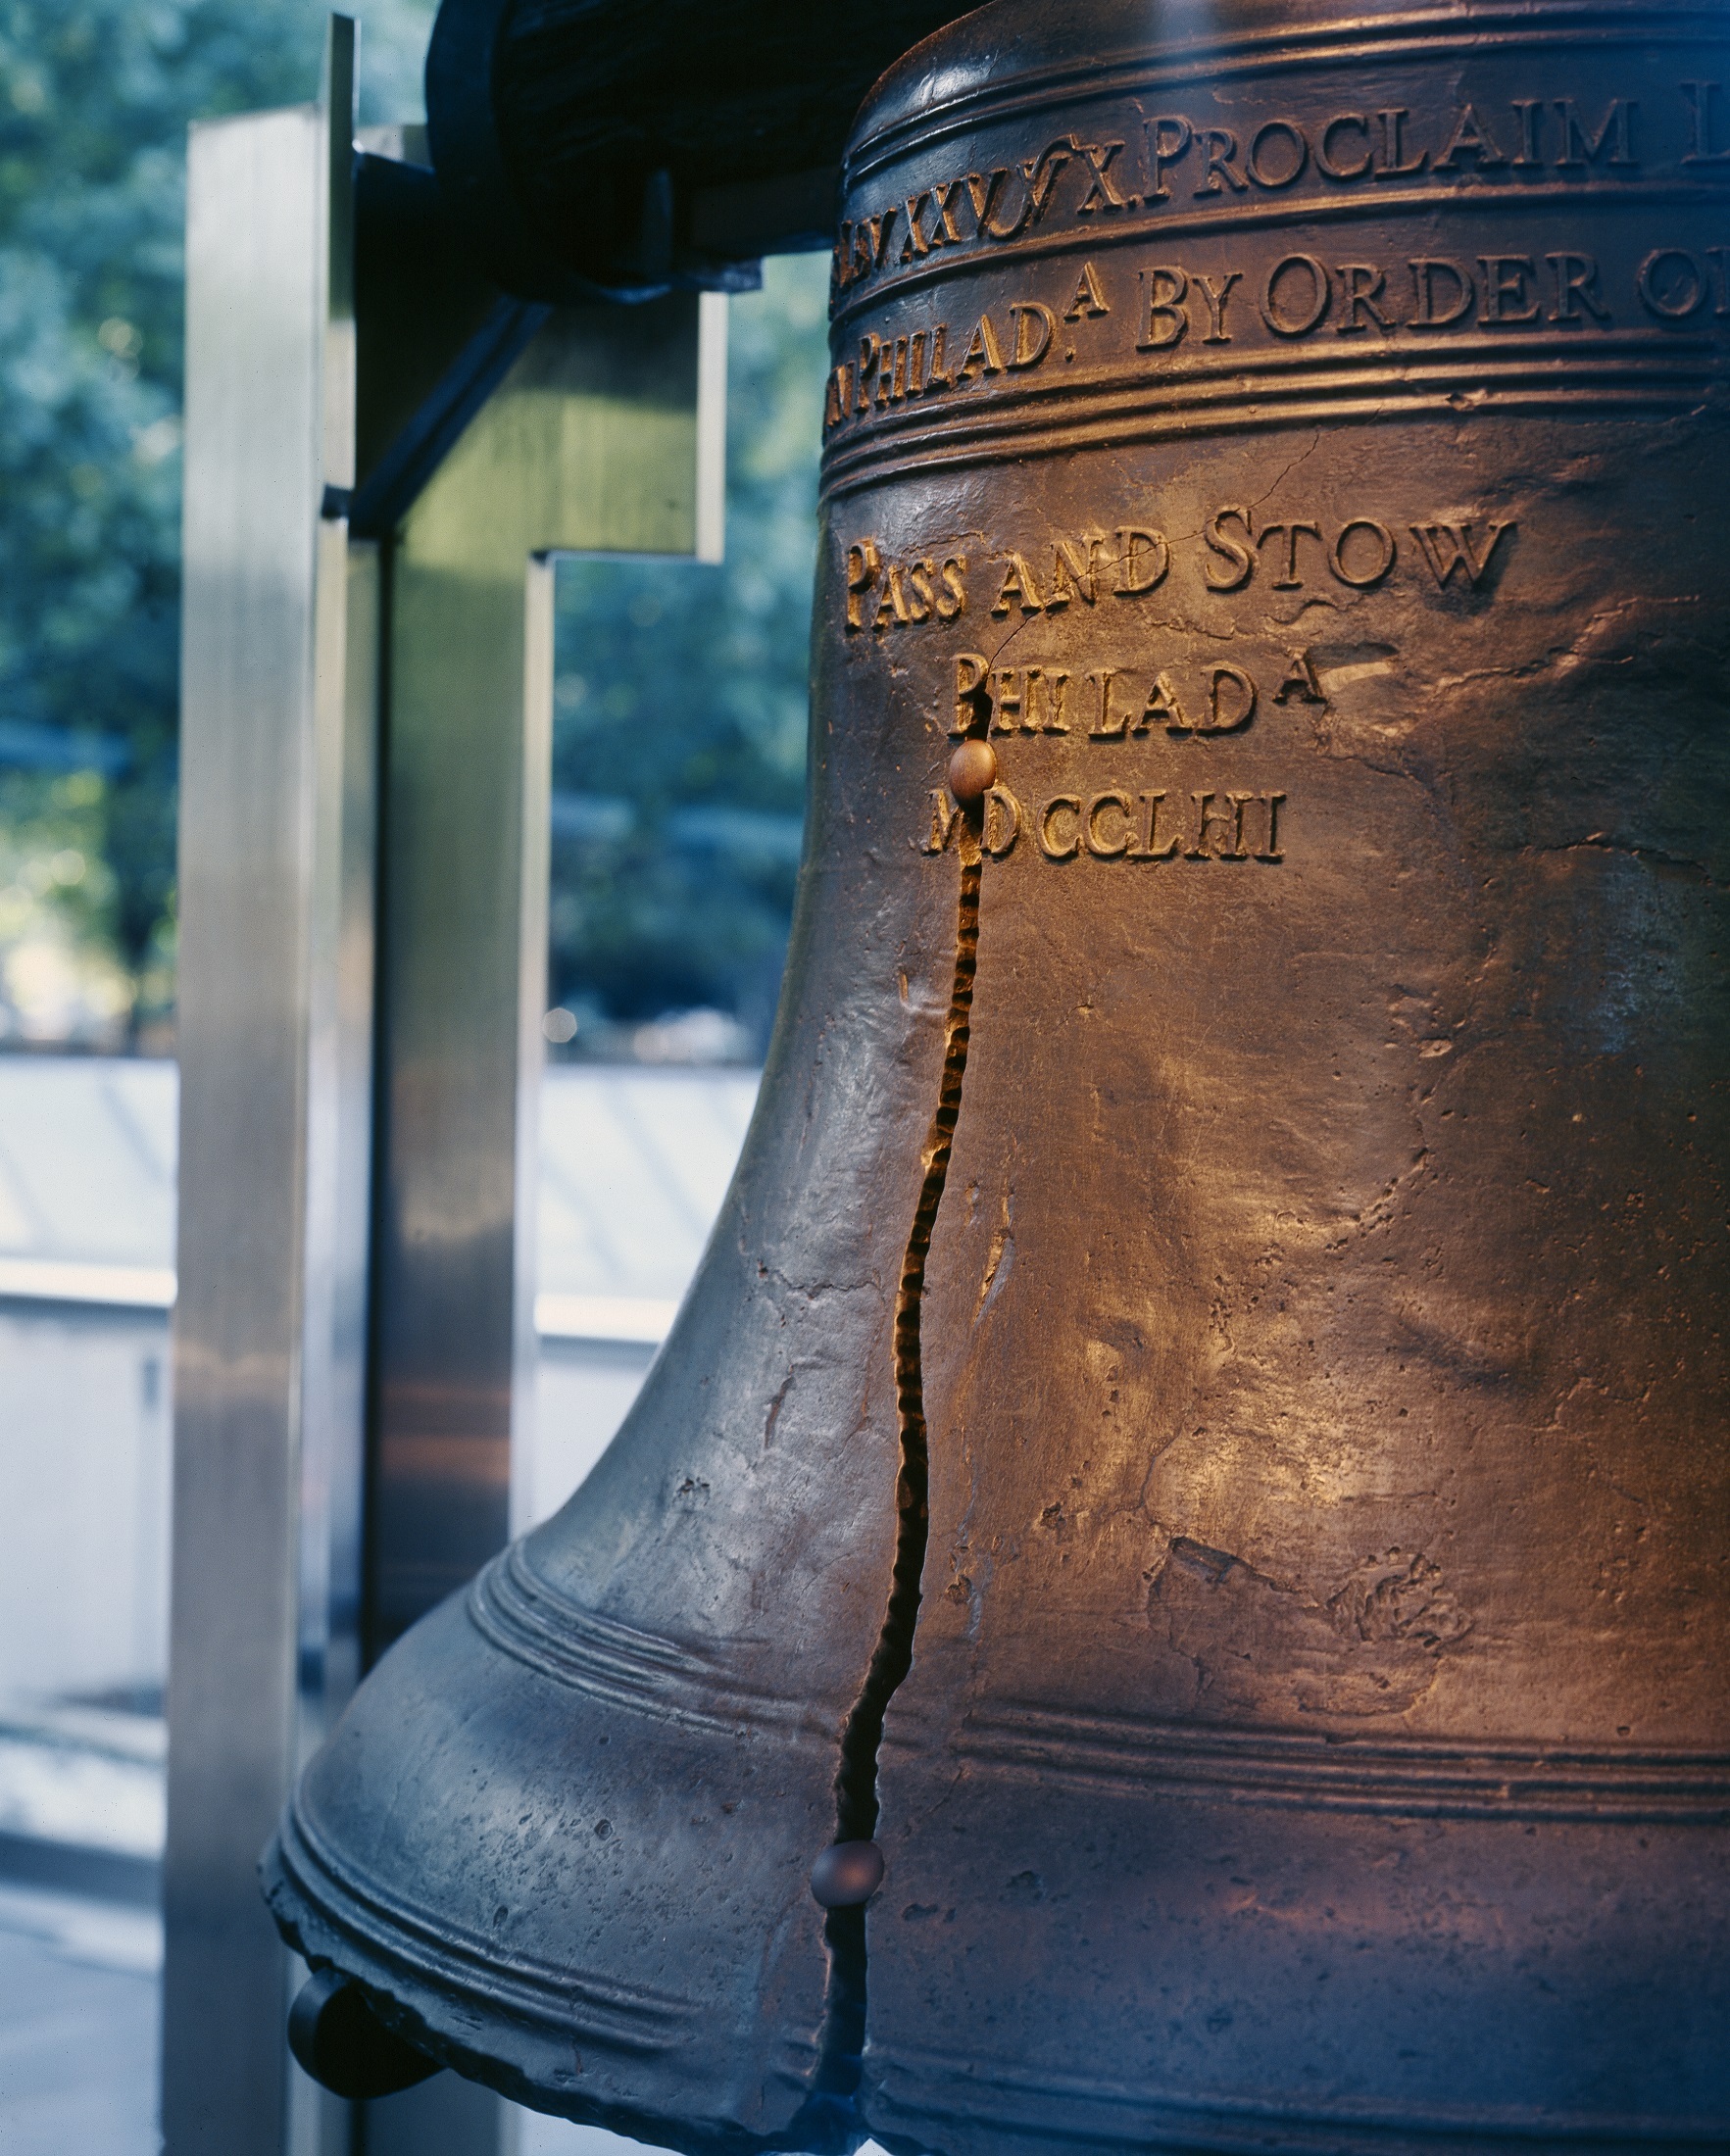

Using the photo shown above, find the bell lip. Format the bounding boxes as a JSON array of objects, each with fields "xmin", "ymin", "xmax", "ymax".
[{"xmin": 263, "ymin": 1809, "xmax": 834, "ymax": 2156}]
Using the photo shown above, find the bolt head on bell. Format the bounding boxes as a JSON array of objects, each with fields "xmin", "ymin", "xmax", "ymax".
[
  {"xmin": 947, "ymin": 738, "xmax": 997, "ymax": 806},
  {"xmin": 810, "ymin": 1838, "xmax": 885, "ymax": 1907}
]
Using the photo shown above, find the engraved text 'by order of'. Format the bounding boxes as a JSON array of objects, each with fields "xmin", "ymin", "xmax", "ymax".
[{"xmin": 826, "ymin": 241, "xmax": 1730, "ymax": 428}]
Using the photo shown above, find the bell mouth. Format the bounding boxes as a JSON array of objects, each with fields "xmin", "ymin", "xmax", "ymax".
[{"xmin": 264, "ymin": 1545, "xmax": 876, "ymax": 2150}]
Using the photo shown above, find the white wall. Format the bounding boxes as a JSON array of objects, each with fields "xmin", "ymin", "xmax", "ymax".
[
  {"xmin": 0, "ymin": 1306, "xmax": 171, "ymax": 1706},
  {"xmin": 0, "ymin": 1309, "xmax": 653, "ymax": 1707}
]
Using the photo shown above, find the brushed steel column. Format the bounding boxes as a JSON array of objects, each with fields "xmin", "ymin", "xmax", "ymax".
[
  {"xmin": 165, "ymin": 24, "xmax": 368, "ymax": 2156},
  {"xmin": 167, "ymin": 25, "xmax": 726, "ymax": 2150},
  {"xmin": 366, "ymin": 293, "xmax": 727, "ymax": 1659}
]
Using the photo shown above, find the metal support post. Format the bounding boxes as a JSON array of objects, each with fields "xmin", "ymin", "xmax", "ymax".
[
  {"xmin": 166, "ymin": 25, "xmax": 368, "ymax": 2156},
  {"xmin": 165, "ymin": 21, "xmax": 725, "ymax": 2154}
]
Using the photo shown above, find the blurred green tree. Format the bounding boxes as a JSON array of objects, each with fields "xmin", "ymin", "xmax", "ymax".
[
  {"xmin": 549, "ymin": 251, "xmax": 828, "ymax": 1057},
  {"xmin": 0, "ymin": 0, "xmax": 430, "ymax": 1046}
]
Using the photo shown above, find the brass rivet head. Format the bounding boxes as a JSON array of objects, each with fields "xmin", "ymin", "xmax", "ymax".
[{"xmin": 948, "ymin": 739, "xmax": 997, "ymax": 806}]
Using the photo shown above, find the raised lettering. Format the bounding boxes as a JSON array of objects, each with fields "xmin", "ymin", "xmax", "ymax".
[
  {"xmin": 900, "ymin": 192, "xmax": 934, "ymax": 262},
  {"xmin": 982, "ymin": 786, "xmax": 1022, "ymax": 858},
  {"xmin": 1076, "ymin": 139, "xmax": 1132, "ymax": 212},
  {"xmin": 1328, "ymin": 518, "xmax": 1396, "ymax": 587},
  {"xmin": 1194, "ymin": 127, "xmax": 1248, "ymax": 195},
  {"xmin": 1248, "ymin": 120, "xmax": 1309, "ymax": 188},
  {"xmin": 1029, "ymin": 668, "xmax": 1071, "ymax": 733},
  {"xmin": 1201, "ymin": 663, "xmax": 1258, "ymax": 735},
  {"xmin": 1023, "ymin": 139, "xmax": 1074, "ymax": 221},
  {"xmin": 1204, "ymin": 507, "xmax": 1257, "ymax": 592},
  {"xmin": 1086, "ymin": 667, "xmax": 1132, "ymax": 738},
  {"xmin": 872, "ymin": 565, "xmax": 911, "ymax": 631},
  {"xmin": 1375, "ymin": 109, "xmax": 1428, "ymax": 177},
  {"xmin": 956, "ymin": 314, "xmax": 1008, "ymax": 382},
  {"xmin": 1409, "ymin": 520, "xmax": 1513, "ymax": 588},
  {"xmin": 1196, "ymin": 270, "xmax": 1243, "ymax": 342},
  {"xmin": 1085, "ymin": 790, "xmax": 1134, "ymax": 858},
  {"xmin": 1433, "ymin": 103, "xmax": 1508, "ymax": 171},
  {"xmin": 1136, "ymin": 672, "xmax": 1189, "ymax": 734},
  {"xmin": 1553, "ymin": 97, "xmax": 1636, "ymax": 169},
  {"xmin": 1261, "ymin": 520, "xmax": 1324, "ymax": 588},
  {"xmin": 855, "ymin": 334, "xmax": 881, "ymax": 414},
  {"xmin": 845, "ymin": 537, "xmax": 881, "ymax": 630},
  {"xmin": 1547, "ymin": 251, "xmax": 1610, "ymax": 322},
  {"xmin": 1142, "ymin": 116, "xmax": 1192, "ymax": 201},
  {"xmin": 925, "ymin": 790, "xmax": 962, "ymax": 854},
  {"xmin": 1336, "ymin": 263, "xmax": 1393, "ymax": 333},
  {"xmin": 952, "ymin": 652, "xmax": 989, "ymax": 734},
  {"xmin": 1114, "ymin": 527, "xmax": 1169, "ymax": 594},
  {"xmin": 1006, "ymin": 300, "xmax": 1058, "ymax": 368},
  {"xmin": 1039, "ymin": 796, "xmax": 1082, "ymax": 860},
  {"xmin": 1261, "ymin": 254, "xmax": 1332, "ymax": 335},
  {"xmin": 931, "ymin": 177, "xmax": 969, "ymax": 244},
  {"xmin": 1478, "ymin": 255, "xmax": 1540, "ymax": 324},
  {"xmin": 1409, "ymin": 257, "xmax": 1475, "ymax": 327},
  {"xmin": 1638, "ymin": 247, "xmax": 1707, "ymax": 318},
  {"xmin": 964, "ymin": 169, "xmax": 1016, "ymax": 238},
  {"xmin": 1318, "ymin": 113, "xmax": 1373, "ymax": 180},
  {"xmin": 1185, "ymin": 791, "xmax": 1234, "ymax": 858},
  {"xmin": 1127, "ymin": 790, "xmax": 1180, "ymax": 860},
  {"xmin": 1272, "ymin": 649, "xmax": 1327, "ymax": 705},
  {"xmin": 1049, "ymin": 538, "xmax": 1106, "ymax": 609},
  {"xmin": 991, "ymin": 554, "xmax": 1045, "ymax": 614},
  {"xmin": 1063, "ymin": 261, "xmax": 1112, "ymax": 320},
  {"xmin": 1682, "ymin": 81, "xmax": 1730, "ymax": 165},
  {"xmin": 1221, "ymin": 792, "xmax": 1258, "ymax": 859},
  {"xmin": 1138, "ymin": 266, "xmax": 1190, "ymax": 349}
]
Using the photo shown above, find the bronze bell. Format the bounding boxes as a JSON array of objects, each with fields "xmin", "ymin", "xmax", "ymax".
[{"xmin": 266, "ymin": 0, "xmax": 1730, "ymax": 2145}]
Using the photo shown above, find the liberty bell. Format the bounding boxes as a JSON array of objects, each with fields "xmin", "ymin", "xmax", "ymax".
[{"xmin": 266, "ymin": 0, "xmax": 1730, "ymax": 2145}]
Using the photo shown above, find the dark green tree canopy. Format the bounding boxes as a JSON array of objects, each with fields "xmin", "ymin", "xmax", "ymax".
[
  {"xmin": 0, "ymin": 0, "xmax": 824, "ymax": 1055},
  {"xmin": 0, "ymin": 0, "xmax": 428, "ymax": 1041}
]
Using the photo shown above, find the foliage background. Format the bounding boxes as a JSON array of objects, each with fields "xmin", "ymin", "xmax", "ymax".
[
  {"xmin": 0, "ymin": 0, "xmax": 822, "ymax": 1056},
  {"xmin": 548, "ymin": 253, "xmax": 826, "ymax": 1060},
  {"xmin": 0, "ymin": 0, "xmax": 435, "ymax": 1046}
]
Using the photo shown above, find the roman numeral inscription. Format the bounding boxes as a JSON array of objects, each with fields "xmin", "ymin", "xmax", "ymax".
[
  {"xmin": 924, "ymin": 786, "xmax": 1286, "ymax": 864},
  {"xmin": 830, "ymin": 83, "xmax": 1722, "ymax": 302}
]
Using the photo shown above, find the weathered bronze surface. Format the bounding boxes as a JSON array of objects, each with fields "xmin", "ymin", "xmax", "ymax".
[{"xmin": 267, "ymin": 0, "xmax": 1730, "ymax": 2147}]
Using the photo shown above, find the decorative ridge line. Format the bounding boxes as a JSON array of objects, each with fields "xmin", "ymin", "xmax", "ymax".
[
  {"xmin": 467, "ymin": 1543, "xmax": 829, "ymax": 1738},
  {"xmin": 272, "ymin": 1803, "xmax": 695, "ymax": 2043},
  {"xmin": 820, "ymin": 362, "xmax": 1723, "ymax": 498},
  {"xmin": 872, "ymin": 2036, "xmax": 1727, "ymax": 2143},
  {"xmin": 828, "ymin": 181, "xmax": 1730, "ymax": 332},
  {"xmin": 822, "ymin": 326, "xmax": 1721, "ymax": 453},
  {"xmin": 847, "ymin": 4, "xmax": 1730, "ymax": 177},
  {"xmin": 887, "ymin": 1702, "xmax": 1730, "ymax": 1820}
]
